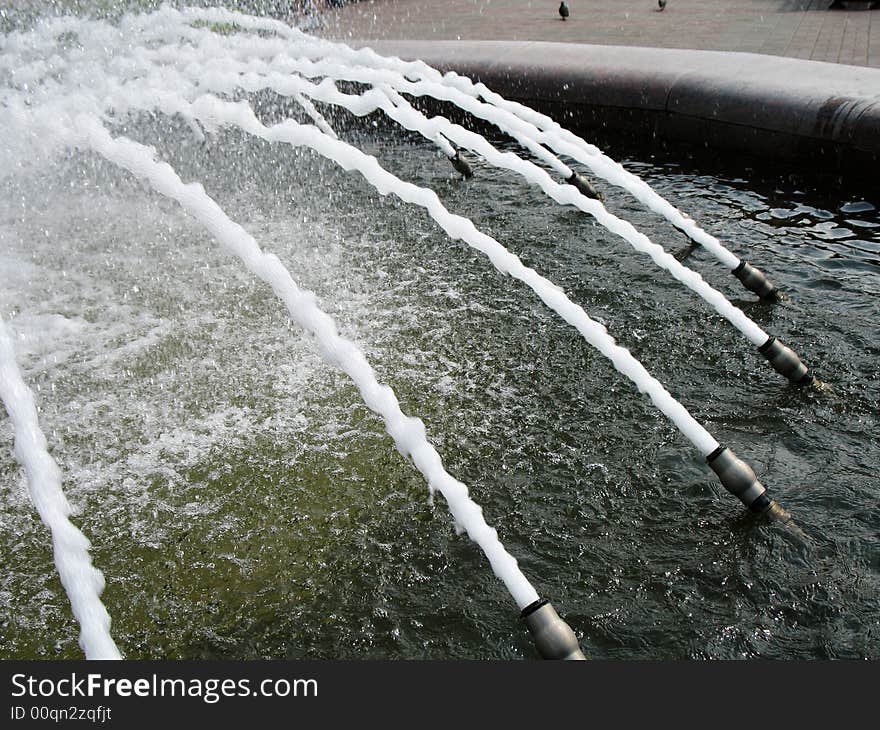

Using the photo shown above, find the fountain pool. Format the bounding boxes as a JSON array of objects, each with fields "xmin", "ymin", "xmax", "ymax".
[{"xmin": 1, "ymin": 7, "xmax": 878, "ymax": 660}]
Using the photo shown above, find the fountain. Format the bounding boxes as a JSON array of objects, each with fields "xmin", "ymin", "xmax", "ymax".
[{"xmin": 3, "ymin": 5, "xmax": 862, "ymax": 661}]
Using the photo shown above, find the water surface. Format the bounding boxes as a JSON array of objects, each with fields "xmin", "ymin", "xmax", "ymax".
[{"xmin": 1, "ymin": 117, "xmax": 878, "ymax": 659}]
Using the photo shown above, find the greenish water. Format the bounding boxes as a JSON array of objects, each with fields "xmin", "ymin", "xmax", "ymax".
[{"xmin": 1, "ymin": 116, "xmax": 878, "ymax": 659}]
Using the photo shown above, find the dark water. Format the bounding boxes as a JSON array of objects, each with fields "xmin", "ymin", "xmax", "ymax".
[{"xmin": 1, "ymin": 116, "xmax": 878, "ymax": 659}]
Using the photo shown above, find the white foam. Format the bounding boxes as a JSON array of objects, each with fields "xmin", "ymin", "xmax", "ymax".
[
  {"xmin": 172, "ymin": 5, "xmax": 744, "ymax": 270},
  {"xmin": 0, "ymin": 317, "xmax": 120, "ymax": 659},
  {"xmin": 176, "ymin": 51, "xmax": 766, "ymax": 346},
  {"xmin": 75, "ymin": 73, "xmax": 720, "ymax": 455},
  {"xmin": 67, "ymin": 114, "xmax": 541, "ymax": 610},
  {"xmin": 1, "ymin": 7, "xmax": 770, "ymax": 645}
]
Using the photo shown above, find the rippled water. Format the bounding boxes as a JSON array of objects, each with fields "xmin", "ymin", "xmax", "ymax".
[{"xmin": 1, "ymin": 117, "xmax": 878, "ymax": 659}]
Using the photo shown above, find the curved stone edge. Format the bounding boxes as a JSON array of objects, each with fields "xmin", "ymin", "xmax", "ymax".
[{"xmin": 352, "ymin": 40, "xmax": 880, "ymax": 171}]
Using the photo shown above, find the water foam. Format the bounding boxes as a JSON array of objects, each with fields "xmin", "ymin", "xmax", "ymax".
[
  {"xmin": 66, "ymin": 113, "xmax": 541, "ymax": 610},
  {"xmin": 0, "ymin": 317, "xmax": 120, "ymax": 659}
]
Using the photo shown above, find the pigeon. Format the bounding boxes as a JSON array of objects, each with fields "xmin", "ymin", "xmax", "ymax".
[
  {"xmin": 559, "ymin": 2, "xmax": 569, "ymax": 21},
  {"xmin": 658, "ymin": 0, "xmax": 667, "ymax": 10}
]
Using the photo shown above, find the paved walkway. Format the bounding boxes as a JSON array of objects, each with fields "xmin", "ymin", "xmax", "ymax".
[{"xmin": 319, "ymin": 0, "xmax": 880, "ymax": 68}]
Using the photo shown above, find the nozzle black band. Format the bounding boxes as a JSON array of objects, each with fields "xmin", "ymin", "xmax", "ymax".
[
  {"xmin": 758, "ymin": 336, "xmax": 776, "ymax": 353},
  {"xmin": 732, "ymin": 261, "xmax": 746, "ymax": 275},
  {"xmin": 706, "ymin": 445, "xmax": 727, "ymax": 463},
  {"xmin": 520, "ymin": 599, "xmax": 548, "ymax": 619},
  {"xmin": 748, "ymin": 493, "xmax": 772, "ymax": 514}
]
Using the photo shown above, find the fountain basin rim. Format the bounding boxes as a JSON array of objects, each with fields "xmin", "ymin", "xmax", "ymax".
[{"xmin": 344, "ymin": 40, "xmax": 880, "ymax": 171}]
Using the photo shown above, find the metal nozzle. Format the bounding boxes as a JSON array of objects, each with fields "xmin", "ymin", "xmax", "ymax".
[
  {"xmin": 706, "ymin": 446, "xmax": 768, "ymax": 510},
  {"xmin": 521, "ymin": 599, "xmax": 586, "ymax": 660},
  {"xmin": 566, "ymin": 171, "xmax": 602, "ymax": 200},
  {"xmin": 765, "ymin": 499, "xmax": 793, "ymax": 524},
  {"xmin": 759, "ymin": 336, "xmax": 819, "ymax": 386},
  {"xmin": 732, "ymin": 260, "xmax": 781, "ymax": 301},
  {"xmin": 764, "ymin": 499, "xmax": 808, "ymax": 539},
  {"xmin": 449, "ymin": 151, "xmax": 473, "ymax": 178},
  {"xmin": 707, "ymin": 448, "xmax": 804, "ymax": 536}
]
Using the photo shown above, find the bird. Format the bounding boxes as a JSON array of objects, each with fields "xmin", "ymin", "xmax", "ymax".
[
  {"xmin": 559, "ymin": 2, "xmax": 569, "ymax": 21},
  {"xmin": 658, "ymin": 0, "xmax": 667, "ymax": 10}
]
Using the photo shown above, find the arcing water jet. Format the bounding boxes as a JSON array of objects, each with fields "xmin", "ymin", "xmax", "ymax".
[{"xmin": 1, "ymin": 6, "xmax": 820, "ymax": 660}]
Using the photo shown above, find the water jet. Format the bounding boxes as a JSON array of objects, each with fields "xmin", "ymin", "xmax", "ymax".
[{"xmin": 1, "ymin": 5, "xmax": 866, "ymax": 661}]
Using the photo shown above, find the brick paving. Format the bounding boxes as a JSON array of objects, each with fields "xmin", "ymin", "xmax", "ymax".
[{"xmin": 318, "ymin": 0, "xmax": 880, "ymax": 68}]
